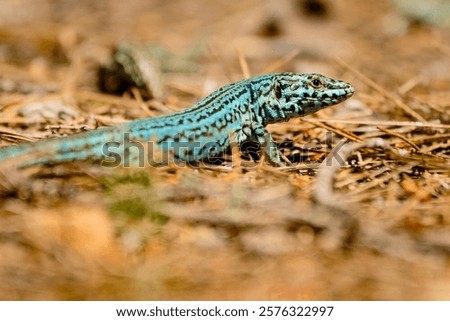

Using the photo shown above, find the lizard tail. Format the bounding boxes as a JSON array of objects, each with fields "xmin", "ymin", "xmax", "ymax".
[{"xmin": 0, "ymin": 126, "xmax": 126, "ymax": 167}]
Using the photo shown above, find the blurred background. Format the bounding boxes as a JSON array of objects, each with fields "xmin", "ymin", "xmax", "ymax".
[
  {"xmin": 0, "ymin": 0, "xmax": 449, "ymax": 300},
  {"xmin": 0, "ymin": 0, "xmax": 447, "ymax": 94}
]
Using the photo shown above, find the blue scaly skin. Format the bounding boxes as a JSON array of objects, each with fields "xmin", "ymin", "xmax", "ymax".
[{"xmin": 0, "ymin": 73, "xmax": 354, "ymax": 167}]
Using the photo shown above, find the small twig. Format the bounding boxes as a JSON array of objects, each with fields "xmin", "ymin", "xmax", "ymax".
[
  {"xmin": 397, "ymin": 76, "xmax": 422, "ymax": 95},
  {"xmin": 280, "ymin": 152, "xmax": 292, "ymax": 165},
  {"xmin": 303, "ymin": 119, "xmax": 363, "ymax": 142},
  {"xmin": 312, "ymin": 118, "xmax": 450, "ymax": 129},
  {"xmin": 261, "ymin": 49, "xmax": 301, "ymax": 74},
  {"xmin": 277, "ymin": 162, "xmax": 321, "ymax": 172},
  {"xmin": 91, "ymin": 115, "xmax": 128, "ymax": 126},
  {"xmin": 46, "ymin": 124, "xmax": 92, "ymax": 131},
  {"xmin": 131, "ymin": 87, "xmax": 153, "ymax": 116},
  {"xmin": 377, "ymin": 126, "xmax": 421, "ymax": 151},
  {"xmin": 235, "ymin": 47, "xmax": 251, "ymax": 79},
  {"xmin": 411, "ymin": 133, "xmax": 450, "ymax": 144},
  {"xmin": 0, "ymin": 126, "xmax": 38, "ymax": 142}
]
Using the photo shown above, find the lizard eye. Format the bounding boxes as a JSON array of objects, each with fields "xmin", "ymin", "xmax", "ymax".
[
  {"xmin": 274, "ymin": 82, "xmax": 283, "ymax": 99},
  {"xmin": 310, "ymin": 78, "xmax": 323, "ymax": 88}
]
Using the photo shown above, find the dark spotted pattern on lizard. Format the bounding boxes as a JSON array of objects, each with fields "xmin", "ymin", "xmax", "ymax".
[{"xmin": 0, "ymin": 73, "xmax": 354, "ymax": 166}]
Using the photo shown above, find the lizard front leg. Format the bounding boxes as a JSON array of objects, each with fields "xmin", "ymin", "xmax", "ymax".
[{"xmin": 236, "ymin": 121, "xmax": 284, "ymax": 166}]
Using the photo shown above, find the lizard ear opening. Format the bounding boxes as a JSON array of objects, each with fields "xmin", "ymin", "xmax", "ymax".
[{"xmin": 274, "ymin": 81, "xmax": 283, "ymax": 99}]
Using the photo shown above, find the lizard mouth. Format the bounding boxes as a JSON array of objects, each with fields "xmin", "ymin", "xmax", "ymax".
[{"xmin": 346, "ymin": 85, "xmax": 355, "ymax": 97}]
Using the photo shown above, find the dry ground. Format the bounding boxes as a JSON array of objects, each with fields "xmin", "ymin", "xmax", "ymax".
[{"xmin": 0, "ymin": 0, "xmax": 449, "ymax": 300}]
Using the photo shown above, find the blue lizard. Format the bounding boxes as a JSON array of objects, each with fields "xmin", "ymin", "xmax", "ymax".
[{"xmin": 0, "ymin": 73, "xmax": 354, "ymax": 167}]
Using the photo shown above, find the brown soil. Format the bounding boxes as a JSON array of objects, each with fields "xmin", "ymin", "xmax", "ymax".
[{"xmin": 0, "ymin": 0, "xmax": 449, "ymax": 300}]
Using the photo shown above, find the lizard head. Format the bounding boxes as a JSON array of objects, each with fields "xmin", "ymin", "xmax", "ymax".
[{"xmin": 259, "ymin": 73, "xmax": 354, "ymax": 124}]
